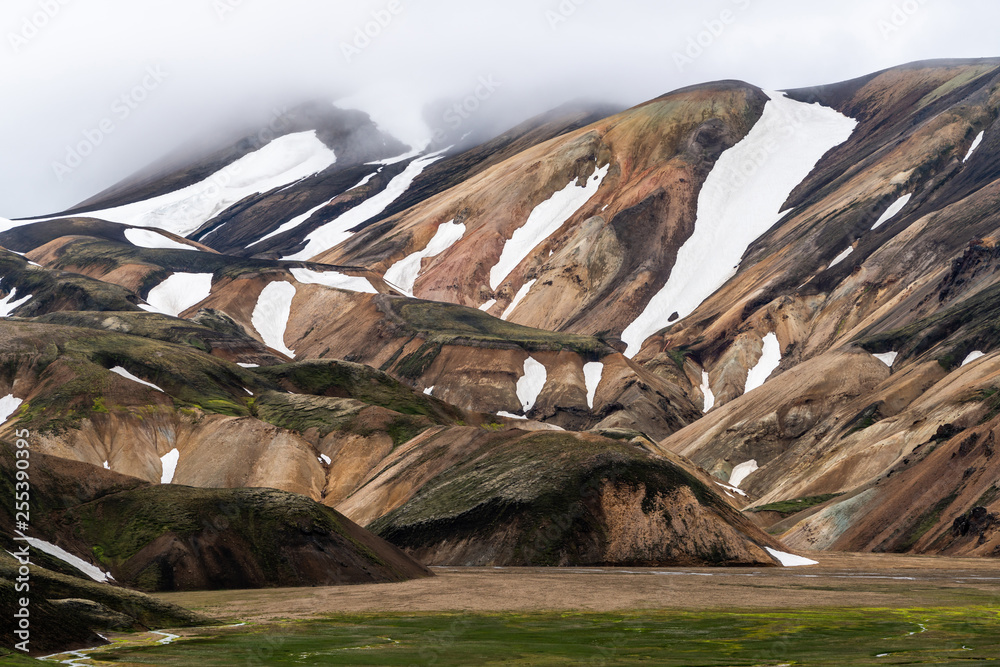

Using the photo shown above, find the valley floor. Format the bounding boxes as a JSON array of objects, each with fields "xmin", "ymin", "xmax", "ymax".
[{"xmin": 35, "ymin": 554, "xmax": 1000, "ymax": 666}]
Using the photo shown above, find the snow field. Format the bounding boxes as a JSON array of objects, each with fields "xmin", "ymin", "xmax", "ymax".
[
  {"xmin": 583, "ymin": 362, "xmax": 604, "ymax": 410},
  {"xmin": 516, "ymin": 357, "xmax": 548, "ymax": 413},
  {"xmin": 285, "ymin": 149, "xmax": 449, "ymax": 261},
  {"xmin": 139, "ymin": 272, "xmax": 213, "ymax": 317},
  {"xmin": 384, "ymin": 220, "xmax": 466, "ymax": 295},
  {"xmin": 489, "ymin": 164, "xmax": 608, "ymax": 290},
  {"xmin": 621, "ymin": 92, "xmax": 857, "ymax": 357},
  {"xmin": 745, "ymin": 333, "xmax": 781, "ymax": 393},
  {"xmin": 252, "ymin": 281, "xmax": 297, "ymax": 358},
  {"xmin": 289, "ymin": 267, "xmax": 377, "ymax": 293}
]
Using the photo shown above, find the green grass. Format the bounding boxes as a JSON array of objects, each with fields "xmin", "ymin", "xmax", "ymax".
[{"xmin": 54, "ymin": 608, "xmax": 1000, "ymax": 665}]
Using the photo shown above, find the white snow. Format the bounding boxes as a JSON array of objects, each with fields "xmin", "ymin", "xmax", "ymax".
[
  {"xmin": 124, "ymin": 228, "xmax": 198, "ymax": 251},
  {"xmin": 0, "ymin": 286, "xmax": 32, "ymax": 316},
  {"xmin": 873, "ymin": 351, "xmax": 898, "ymax": 368},
  {"xmin": 152, "ymin": 631, "xmax": 180, "ymax": 645},
  {"xmin": 247, "ymin": 200, "xmax": 330, "ymax": 248},
  {"xmin": 701, "ymin": 371, "xmax": 715, "ymax": 413},
  {"xmin": 964, "ymin": 131, "xmax": 985, "ymax": 163},
  {"xmin": 103, "ymin": 461, "xmax": 109, "ymax": 470},
  {"xmin": 516, "ymin": 357, "xmax": 548, "ymax": 413},
  {"xmin": 621, "ymin": 92, "xmax": 857, "ymax": 357},
  {"xmin": 583, "ymin": 362, "xmax": 604, "ymax": 410},
  {"xmin": 44, "ymin": 132, "xmax": 336, "ymax": 237},
  {"xmin": 319, "ymin": 454, "xmax": 331, "ymax": 465},
  {"xmin": 729, "ymin": 459, "xmax": 759, "ymax": 488},
  {"xmin": 237, "ymin": 363, "xmax": 259, "ymax": 368},
  {"xmin": 424, "ymin": 386, "xmax": 435, "ymax": 396},
  {"xmin": 714, "ymin": 480, "xmax": 747, "ymax": 497},
  {"xmin": 479, "ymin": 299, "xmax": 497, "ymax": 311},
  {"xmin": 828, "ymin": 246, "xmax": 854, "ymax": 268},
  {"xmin": 0, "ymin": 394, "xmax": 23, "ymax": 425},
  {"xmin": 497, "ymin": 410, "xmax": 528, "ymax": 420},
  {"xmin": 745, "ymin": 333, "xmax": 782, "ymax": 393},
  {"xmin": 289, "ymin": 267, "xmax": 377, "ymax": 294},
  {"xmin": 501, "ymin": 279, "xmax": 537, "ymax": 321},
  {"xmin": 22, "ymin": 537, "xmax": 114, "ymax": 582},
  {"xmin": 962, "ymin": 351, "xmax": 986, "ymax": 366},
  {"xmin": 489, "ymin": 164, "xmax": 609, "ymax": 290},
  {"xmin": 252, "ymin": 281, "xmax": 297, "ymax": 358},
  {"xmin": 384, "ymin": 220, "xmax": 466, "ymax": 295},
  {"xmin": 284, "ymin": 149, "xmax": 449, "ymax": 261},
  {"xmin": 350, "ymin": 170, "xmax": 381, "ymax": 190},
  {"xmin": 766, "ymin": 547, "xmax": 818, "ymax": 567},
  {"xmin": 110, "ymin": 366, "xmax": 164, "ymax": 393},
  {"xmin": 139, "ymin": 272, "xmax": 213, "ymax": 317},
  {"xmin": 243, "ymin": 388, "xmax": 253, "ymax": 396},
  {"xmin": 871, "ymin": 193, "xmax": 912, "ymax": 230},
  {"xmin": 160, "ymin": 448, "xmax": 179, "ymax": 484}
]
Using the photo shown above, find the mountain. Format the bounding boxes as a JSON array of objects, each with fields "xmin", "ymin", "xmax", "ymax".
[{"xmin": 3, "ymin": 58, "xmax": 1000, "ymax": 595}]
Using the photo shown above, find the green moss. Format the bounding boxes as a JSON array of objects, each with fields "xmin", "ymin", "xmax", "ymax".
[
  {"xmin": 750, "ymin": 494, "xmax": 843, "ymax": 516},
  {"xmin": 388, "ymin": 299, "xmax": 611, "ymax": 356},
  {"xmin": 893, "ymin": 493, "xmax": 959, "ymax": 552}
]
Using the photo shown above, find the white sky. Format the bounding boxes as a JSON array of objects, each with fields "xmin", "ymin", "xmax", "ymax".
[{"xmin": 0, "ymin": 0, "xmax": 996, "ymax": 218}]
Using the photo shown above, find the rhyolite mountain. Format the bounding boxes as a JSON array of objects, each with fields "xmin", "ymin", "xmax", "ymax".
[{"xmin": 3, "ymin": 57, "xmax": 1000, "ymax": 599}]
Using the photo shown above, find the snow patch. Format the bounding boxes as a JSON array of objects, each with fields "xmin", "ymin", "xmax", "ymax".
[
  {"xmin": 285, "ymin": 149, "xmax": 449, "ymax": 261},
  {"xmin": 51, "ymin": 131, "xmax": 336, "ymax": 237},
  {"xmin": 489, "ymin": 164, "xmax": 608, "ymax": 290},
  {"xmin": 319, "ymin": 454, "xmax": 331, "ymax": 465},
  {"xmin": 873, "ymin": 351, "xmax": 898, "ymax": 368},
  {"xmin": 701, "ymin": 371, "xmax": 715, "ymax": 413},
  {"xmin": 962, "ymin": 351, "xmax": 986, "ymax": 366},
  {"xmin": 424, "ymin": 386, "xmax": 434, "ymax": 396},
  {"xmin": 497, "ymin": 411, "xmax": 528, "ymax": 420},
  {"xmin": 384, "ymin": 220, "xmax": 466, "ymax": 295},
  {"xmin": 621, "ymin": 92, "xmax": 857, "ymax": 357},
  {"xmin": 0, "ymin": 286, "xmax": 32, "ymax": 316},
  {"xmin": 766, "ymin": 547, "xmax": 818, "ymax": 567},
  {"xmin": 252, "ymin": 281, "xmax": 297, "ymax": 358},
  {"xmin": 501, "ymin": 279, "xmax": 536, "ymax": 321},
  {"xmin": 289, "ymin": 267, "xmax": 377, "ymax": 294},
  {"xmin": 0, "ymin": 394, "xmax": 23, "ymax": 425},
  {"xmin": 964, "ymin": 131, "xmax": 985, "ymax": 163},
  {"xmin": 516, "ymin": 357, "xmax": 547, "ymax": 413},
  {"xmin": 238, "ymin": 363, "xmax": 259, "ymax": 368},
  {"xmin": 110, "ymin": 366, "xmax": 164, "ymax": 393},
  {"xmin": 745, "ymin": 333, "xmax": 781, "ymax": 393},
  {"xmin": 124, "ymin": 228, "xmax": 198, "ymax": 251},
  {"xmin": 828, "ymin": 246, "xmax": 854, "ymax": 269},
  {"xmin": 139, "ymin": 272, "xmax": 213, "ymax": 317},
  {"xmin": 103, "ymin": 461, "xmax": 109, "ymax": 470},
  {"xmin": 583, "ymin": 362, "xmax": 604, "ymax": 410},
  {"xmin": 160, "ymin": 448, "xmax": 179, "ymax": 484},
  {"xmin": 729, "ymin": 460, "xmax": 759, "ymax": 488},
  {"xmin": 714, "ymin": 480, "xmax": 747, "ymax": 497},
  {"xmin": 479, "ymin": 299, "xmax": 497, "ymax": 311},
  {"xmin": 871, "ymin": 193, "xmax": 912, "ymax": 230},
  {"xmin": 23, "ymin": 537, "xmax": 114, "ymax": 582}
]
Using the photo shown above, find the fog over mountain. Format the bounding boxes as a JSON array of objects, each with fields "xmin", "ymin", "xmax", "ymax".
[{"xmin": 0, "ymin": 0, "xmax": 997, "ymax": 217}]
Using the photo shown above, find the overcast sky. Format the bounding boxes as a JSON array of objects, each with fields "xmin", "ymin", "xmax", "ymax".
[{"xmin": 1, "ymin": 0, "xmax": 997, "ymax": 218}]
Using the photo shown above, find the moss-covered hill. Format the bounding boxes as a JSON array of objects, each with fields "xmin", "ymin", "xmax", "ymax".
[
  {"xmin": 0, "ymin": 445, "xmax": 431, "ymax": 595},
  {"xmin": 370, "ymin": 430, "xmax": 783, "ymax": 567}
]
